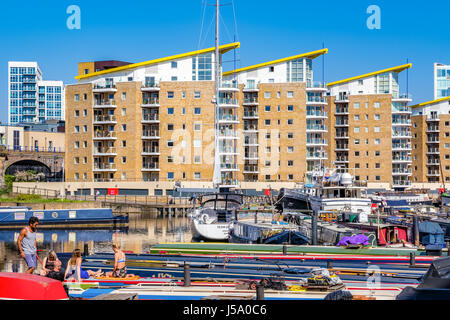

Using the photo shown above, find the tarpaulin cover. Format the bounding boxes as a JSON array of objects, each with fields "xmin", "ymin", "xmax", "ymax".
[
  {"xmin": 419, "ymin": 221, "xmax": 445, "ymax": 247},
  {"xmin": 385, "ymin": 200, "xmax": 409, "ymax": 207},
  {"xmin": 336, "ymin": 234, "xmax": 370, "ymax": 247}
]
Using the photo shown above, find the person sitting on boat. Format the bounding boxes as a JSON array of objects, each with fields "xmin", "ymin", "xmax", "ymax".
[
  {"xmin": 104, "ymin": 243, "xmax": 135, "ymax": 278},
  {"xmin": 17, "ymin": 217, "xmax": 40, "ymax": 274},
  {"xmin": 40, "ymin": 250, "xmax": 64, "ymax": 281},
  {"xmin": 64, "ymin": 248, "xmax": 102, "ymax": 281}
]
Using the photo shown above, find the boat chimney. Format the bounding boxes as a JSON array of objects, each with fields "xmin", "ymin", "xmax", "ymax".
[
  {"xmin": 311, "ymin": 210, "xmax": 318, "ymax": 245},
  {"xmin": 183, "ymin": 263, "xmax": 191, "ymax": 286}
]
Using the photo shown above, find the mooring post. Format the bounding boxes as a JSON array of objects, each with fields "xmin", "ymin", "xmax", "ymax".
[
  {"xmin": 184, "ymin": 263, "xmax": 191, "ymax": 287},
  {"xmin": 83, "ymin": 243, "xmax": 89, "ymax": 257},
  {"xmin": 256, "ymin": 284, "xmax": 265, "ymax": 300},
  {"xmin": 312, "ymin": 210, "xmax": 318, "ymax": 245},
  {"xmin": 410, "ymin": 252, "xmax": 416, "ymax": 267},
  {"xmin": 282, "ymin": 243, "xmax": 287, "ymax": 255}
]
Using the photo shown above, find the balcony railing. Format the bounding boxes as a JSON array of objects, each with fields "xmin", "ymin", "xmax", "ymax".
[
  {"xmin": 335, "ymin": 144, "xmax": 349, "ymax": 150},
  {"xmin": 218, "ymin": 98, "xmax": 238, "ymax": 105},
  {"xmin": 94, "ymin": 99, "xmax": 116, "ymax": 107},
  {"xmin": 307, "ymin": 111, "xmax": 327, "ymax": 118},
  {"xmin": 392, "ymin": 168, "xmax": 412, "ymax": 174},
  {"xmin": 392, "ymin": 106, "xmax": 411, "ymax": 113},
  {"xmin": 307, "ymin": 125, "xmax": 327, "ymax": 131},
  {"xmin": 94, "ymin": 115, "xmax": 117, "ymax": 123},
  {"xmin": 427, "ymin": 160, "xmax": 440, "ymax": 165},
  {"xmin": 243, "ymin": 111, "xmax": 258, "ymax": 118},
  {"xmin": 142, "ymin": 147, "xmax": 160, "ymax": 154},
  {"xmin": 426, "ymin": 115, "xmax": 439, "ymax": 121},
  {"xmin": 94, "ymin": 131, "xmax": 117, "ymax": 139},
  {"xmin": 218, "ymin": 114, "xmax": 238, "ymax": 122},
  {"xmin": 142, "ymin": 82, "xmax": 160, "ymax": 89},
  {"xmin": 244, "ymin": 125, "xmax": 258, "ymax": 131},
  {"xmin": 219, "ymin": 81, "xmax": 238, "ymax": 89},
  {"xmin": 244, "ymin": 139, "xmax": 258, "ymax": 145},
  {"xmin": 244, "ymin": 153, "xmax": 258, "ymax": 159},
  {"xmin": 426, "ymin": 126, "xmax": 440, "ymax": 132},
  {"xmin": 392, "ymin": 119, "xmax": 411, "ymax": 125},
  {"xmin": 307, "ymin": 138, "xmax": 327, "ymax": 145},
  {"xmin": 94, "ymin": 163, "xmax": 117, "ymax": 170},
  {"xmin": 392, "ymin": 156, "xmax": 412, "ymax": 162},
  {"xmin": 392, "ymin": 143, "xmax": 411, "ymax": 150},
  {"xmin": 427, "ymin": 148, "xmax": 440, "ymax": 154},
  {"xmin": 142, "ymin": 130, "xmax": 160, "ymax": 138},
  {"xmin": 142, "ymin": 163, "xmax": 160, "ymax": 170},
  {"xmin": 243, "ymin": 165, "xmax": 259, "ymax": 173},
  {"xmin": 142, "ymin": 114, "xmax": 160, "ymax": 122},
  {"xmin": 142, "ymin": 98, "xmax": 160, "ymax": 105},
  {"xmin": 307, "ymin": 82, "xmax": 327, "ymax": 89},
  {"xmin": 307, "ymin": 96, "xmax": 327, "ymax": 103},
  {"xmin": 307, "ymin": 152, "xmax": 327, "ymax": 159},
  {"xmin": 392, "ymin": 180, "xmax": 412, "ymax": 186},
  {"xmin": 219, "ymin": 147, "xmax": 238, "ymax": 154},
  {"xmin": 335, "ymin": 120, "xmax": 349, "ymax": 126},
  {"xmin": 335, "ymin": 157, "xmax": 349, "ymax": 162},
  {"xmin": 94, "ymin": 147, "xmax": 117, "ymax": 155},
  {"xmin": 93, "ymin": 83, "xmax": 116, "ymax": 90},
  {"xmin": 220, "ymin": 163, "xmax": 239, "ymax": 170},
  {"xmin": 218, "ymin": 130, "xmax": 238, "ymax": 137},
  {"xmin": 392, "ymin": 131, "xmax": 411, "ymax": 137},
  {"xmin": 243, "ymin": 98, "xmax": 258, "ymax": 104}
]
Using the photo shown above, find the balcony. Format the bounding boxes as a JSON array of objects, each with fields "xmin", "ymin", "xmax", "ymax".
[
  {"xmin": 142, "ymin": 98, "xmax": 160, "ymax": 107},
  {"xmin": 427, "ymin": 160, "xmax": 440, "ymax": 166},
  {"xmin": 426, "ymin": 126, "xmax": 440, "ymax": 133},
  {"xmin": 218, "ymin": 114, "xmax": 239, "ymax": 124},
  {"xmin": 426, "ymin": 149, "xmax": 440, "ymax": 155},
  {"xmin": 93, "ymin": 163, "xmax": 117, "ymax": 172},
  {"xmin": 219, "ymin": 81, "xmax": 239, "ymax": 92},
  {"xmin": 392, "ymin": 180, "xmax": 412, "ymax": 187},
  {"xmin": 306, "ymin": 82, "xmax": 327, "ymax": 92},
  {"xmin": 426, "ymin": 115, "xmax": 439, "ymax": 122},
  {"xmin": 392, "ymin": 156, "xmax": 412, "ymax": 163},
  {"xmin": 243, "ymin": 165, "xmax": 259, "ymax": 173},
  {"xmin": 392, "ymin": 143, "xmax": 412, "ymax": 151},
  {"xmin": 335, "ymin": 108, "xmax": 349, "ymax": 115},
  {"xmin": 335, "ymin": 157, "xmax": 349, "ymax": 163},
  {"xmin": 218, "ymin": 97, "xmax": 239, "ymax": 108},
  {"xmin": 93, "ymin": 131, "xmax": 117, "ymax": 140},
  {"xmin": 335, "ymin": 144, "xmax": 349, "ymax": 151},
  {"xmin": 392, "ymin": 93, "xmax": 413, "ymax": 102},
  {"xmin": 142, "ymin": 163, "xmax": 160, "ymax": 171},
  {"xmin": 306, "ymin": 152, "xmax": 328, "ymax": 160},
  {"xmin": 306, "ymin": 111, "xmax": 327, "ymax": 119},
  {"xmin": 335, "ymin": 133, "xmax": 349, "ymax": 139},
  {"xmin": 426, "ymin": 138, "xmax": 440, "ymax": 144},
  {"xmin": 335, "ymin": 95, "xmax": 349, "ymax": 103},
  {"xmin": 391, "ymin": 119, "xmax": 411, "ymax": 126},
  {"xmin": 142, "ymin": 114, "xmax": 160, "ymax": 124},
  {"xmin": 219, "ymin": 147, "xmax": 239, "ymax": 155},
  {"xmin": 93, "ymin": 83, "xmax": 117, "ymax": 93},
  {"xmin": 392, "ymin": 168, "xmax": 412, "ymax": 176},
  {"xmin": 94, "ymin": 99, "xmax": 117, "ymax": 109},
  {"xmin": 335, "ymin": 120, "xmax": 349, "ymax": 127},
  {"xmin": 307, "ymin": 96, "xmax": 327, "ymax": 105},
  {"xmin": 141, "ymin": 83, "xmax": 160, "ymax": 92},
  {"xmin": 244, "ymin": 153, "xmax": 259, "ymax": 160},
  {"xmin": 93, "ymin": 115, "xmax": 117, "ymax": 124},
  {"xmin": 392, "ymin": 131, "xmax": 411, "ymax": 138},
  {"xmin": 426, "ymin": 171, "xmax": 440, "ymax": 177},
  {"xmin": 243, "ymin": 84, "xmax": 259, "ymax": 92},
  {"xmin": 392, "ymin": 106, "xmax": 411, "ymax": 114},
  {"xmin": 142, "ymin": 130, "xmax": 160, "ymax": 139},
  {"xmin": 218, "ymin": 130, "xmax": 238, "ymax": 139},
  {"xmin": 242, "ymin": 98, "xmax": 258, "ymax": 106},
  {"xmin": 93, "ymin": 147, "xmax": 117, "ymax": 156},
  {"xmin": 306, "ymin": 124, "xmax": 327, "ymax": 132},
  {"xmin": 306, "ymin": 138, "xmax": 327, "ymax": 146},
  {"xmin": 142, "ymin": 147, "xmax": 160, "ymax": 155},
  {"xmin": 244, "ymin": 125, "xmax": 258, "ymax": 132},
  {"xmin": 220, "ymin": 163, "xmax": 239, "ymax": 171},
  {"xmin": 244, "ymin": 139, "xmax": 259, "ymax": 146},
  {"xmin": 219, "ymin": 179, "xmax": 240, "ymax": 188},
  {"xmin": 243, "ymin": 111, "xmax": 259, "ymax": 119}
]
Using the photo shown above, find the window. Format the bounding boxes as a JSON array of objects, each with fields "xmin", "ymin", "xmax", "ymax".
[
  {"xmin": 354, "ymin": 115, "xmax": 360, "ymax": 121},
  {"xmin": 287, "ymin": 146, "xmax": 294, "ymax": 153},
  {"xmin": 375, "ymin": 176, "xmax": 381, "ymax": 181},
  {"xmin": 194, "ymin": 123, "xmax": 201, "ymax": 131},
  {"xmin": 287, "ymin": 91, "xmax": 294, "ymax": 98},
  {"xmin": 287, "ymin": 160, "xmax": 294, "ymax": 166},
  {"xmin": 288, "ymin": 174, "xmax": 294, "ymax": 180},
  {"xmin": 277, "ymin": 92, "xmax": 281, "ymax": 98},
  {"xmin": 167, "ymin": 172, "xmax": 174, "ymax": 179},
  {"xmin": 266, "ymin": 147, "xmax": 271, "ymax": 153},
  {"xmin": 287, "ymin": 105, "xmax": 294, "ymax": 112},
  {"xmin": 194, "ymin": 156, "xmax": 201, "ymax": 163},
  {"xmin": 75, "ymin": 110, "xmax": 80, "ymax": 117},
  {"xmin": 264, "ymin": 92, "xmax": 271, "ymax": 99},
  {"xmin": 194, "ymin": 91, "xmax": 201, "ymax": 99},
  {"xmin": 182, "ymin": 107, "xmax": 185, "ymax": 115},
  {"xmin": 194, "ymin": 172, "xmax": 201, "ymax": 180},
  {"xmin": 83, "ymin": 141, "xmax": 87, "ymax": 148},
  {"xmin": 265, "ymin": 119, "xmax": 271, "ymax": 125},
  {"xmin": 74, "ymin": 157, "xmax": 79, "ymax": 164},
  {"xmin": 265, "ymin": 133, "xmax": 271, "ymax": 139},
  {"xmin": 84, "ymin": 69, "xmax": 89, "ymax": 74},
  {"xmin": 269, "ymin": 66, "xmax": 274, "ymax": 72},
  {"xmin": 122, "ymin": 156, "xmax": 126, "ymax": 163},
  {"xmin": 74, "ymin": 141, "xmax": 79, "ymax": 149},
  {"xmin": 75, "ymin": 126, "xmax": 80, "ymax": 133},
  {"xmin": 355, "ymin": 139, "xmax": 360, "ymax": 145},
  {"xmin": 194, "ymin": 108, "xmax": 201, "ymax": 115},
  {"xmin": 265, "ymin": 175, "xmax": 271, "ymax": 181},
  {"xmin": 374, "ymin": 127, "xmax": 380, "ymax": 133},
  {"xmin": 121, "ymin": 92, "xmax": 126, "ymax": 100},
  {"xmin": 167, "ymin": 156, "xmax": 174, "ymax": 163},
  {"xmin": 355, "ymin": 163, "xmax": 360, "ymax": 169},
  {"xmin": 265, "ymin": 160, "xmax": 271, "ymax": 166},
  {"xmin": 75, "ymin": 173, "xmax": 79, "ymax": 180},
  {"xmin": 167, "ymin": 108, "xmax": 174, "ymax": 115},
  {"xmin": 75, "ymin": 94, "xmax": 79, "ymax": 102},
  {"xmin": 374, "ymin": 102, "xmax": 380, "ymax": 108},
  {"xmin": 83, "ymin": 109, "xmax": 87, "ymax": 116},
  {"xmin": 167, "ymin": 91, "xmax": 174, "ymax": 99},
  {"xmin": 171, "ymin": 76, "xmax": 177, "ymax": 81},
  {"xmin": 354, "ymin": 127, "xmax": 360, "ymax": 133},
  {"xmin": 355, "ymin": 151, "xmax": 360, "ymax": 156},
  {"xmin": 287, "ymin": 133, "xmax": 294, "ymax": 139},
  {"xmin": 122, "ymin": 124, "xmax": 127, "ymax": 131},
  {"xmin": 265, "ymin": 105, "xmax": 271, "ymax": 112},
  {"xmin": 375, "ymin": 151, "xmax": 380, "ymax": 156},
  {"xmin": 374, "ymin": 139, "xmax": 380, "ymax": 144},
  {"xmin": 194, "ymin": 140, "xmax": 201, "ymax": 147},
  {"xmin": 83, "ymin": 157, "xmax": 87, "ymax": 164},
  {"xmin": 358, "ymin": 80, "xmax": 363, "ymax": 85},
  {"xmin": 287, "ymin": 119, "xmax": 293, "ymax": 125},
  {"xmin": 171, "ymin": 61, "xmax": 177, "ymax": 68},
  {"xmin": 167, "ymin": 140, "xmax": 174, "ymax": 147},
  {"xmin": 374, "ymin": 114, "xmax": 380, "ymax": 120},
  {"xmin": 122, "ymin": 141, "xmax": 126, "ymax": 147},
  {"xmin": 354, "ymin": 102, "xmax": 360, "ymax": 109},
  {"xmin": 121, "ymin": 108, "xmax": 126, "ymax": 116},
  {"xmin": 182, "ymin": 91, "xmax": 186, "ymax": 99},
  {"xmin": 167, "ymin": 124, "xmax": 174, "ymax": 131},
  {"xmin": 83, "ymin": 94, "xmax": 87, "ymax": 101},
  {"xmin": 375, "ymin": 163, "xmax": 380, "ymax": 169}
]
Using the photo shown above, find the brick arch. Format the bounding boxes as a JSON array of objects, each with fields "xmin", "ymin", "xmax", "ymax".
[{"xmin": 5, "ymin": 159, "xmax": 52, "ymax": 177}]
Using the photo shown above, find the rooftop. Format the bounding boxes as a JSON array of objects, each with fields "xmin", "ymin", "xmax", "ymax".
[{"xmin": 410, "ymin": 96, "xmax": 450, "ymax": 109}]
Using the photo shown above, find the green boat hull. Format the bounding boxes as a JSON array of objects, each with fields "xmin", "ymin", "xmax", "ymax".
[{"xmin": 150, "ymin": 243, "xmax": 424, "ymax": 256}]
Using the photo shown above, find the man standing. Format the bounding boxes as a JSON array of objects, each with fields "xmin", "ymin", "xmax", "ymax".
[{"xmin": 17, "ymin": 217, "xmax": 39, "ymax": 274}]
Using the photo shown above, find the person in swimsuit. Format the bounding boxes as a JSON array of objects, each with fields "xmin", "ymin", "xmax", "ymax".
[
  {"xmin": 40, "ymin": 250, "xmax": 64, "ymax": 281},
  {"xmin": 64, "ymin": 248, "xmax": 102, "ymax": 282},
  {"xmin": 105, "ymin": 243, "xmax": 135, "ymax": 278},
  {"xmin": 17, "ymin": 217, "xmax": 40, "ymax": 274}
]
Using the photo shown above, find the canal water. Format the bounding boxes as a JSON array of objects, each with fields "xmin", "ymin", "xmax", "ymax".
[{"xmin": 0, "ymin": 213, "xmax": 193, "ymax": 273}]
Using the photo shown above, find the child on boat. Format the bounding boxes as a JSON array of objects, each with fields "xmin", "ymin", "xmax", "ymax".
[{"xmin": 64, "ymin": 248, "xmax": 102, "ymax": 281}]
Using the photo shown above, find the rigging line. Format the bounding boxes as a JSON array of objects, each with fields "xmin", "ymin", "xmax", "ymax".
[
  {"xmin": 197, "ymin": 0, "xmax": 208, "ymax": 50},
  {"xmin": 231, "ymin": 0, "xmax": 240, "ymax": 42},
  {"xmin": 200, "ymin": 13, "xmax": 216, "ymax": 49},
  {"xmin": 219, "ymin": 11, "xmax": 233, "ymax": 44}
]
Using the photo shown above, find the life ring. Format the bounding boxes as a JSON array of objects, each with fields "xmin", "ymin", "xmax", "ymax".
[
  {"xmin": 52, "ymin": 212, "xmax": 58, "ymax": 218},
  {"xmin": 201, "ymin": 214, "xmax": 209, "ymax": 224}
]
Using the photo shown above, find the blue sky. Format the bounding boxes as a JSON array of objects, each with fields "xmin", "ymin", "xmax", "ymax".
[{"xmin": 1, "ymin": 0, "xmax": 449, "ymax": 124}]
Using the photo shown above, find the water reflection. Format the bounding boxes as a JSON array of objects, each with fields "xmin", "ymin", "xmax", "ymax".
[{"xmin": 0, "ymin": 213, "xmax": 193, "ymax": 273}]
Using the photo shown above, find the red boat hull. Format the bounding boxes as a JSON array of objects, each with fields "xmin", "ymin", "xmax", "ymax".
[{"xmin": 0, "ymin": 272, "xmax": 68, "ymax": 300}]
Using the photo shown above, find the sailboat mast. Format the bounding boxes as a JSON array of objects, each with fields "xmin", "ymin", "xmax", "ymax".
[{"xmin": 212, "ymin": 0, "xmax": 221, "ymax": 188}]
